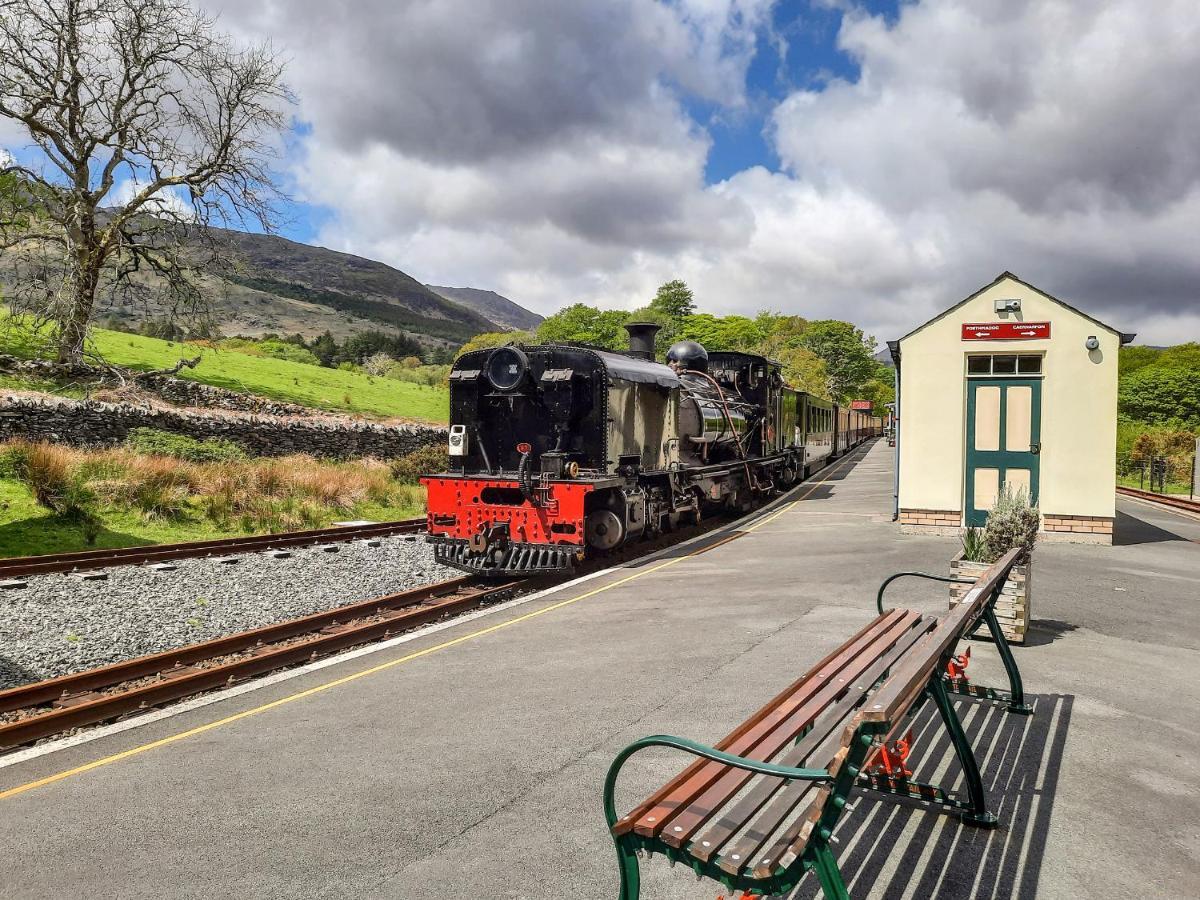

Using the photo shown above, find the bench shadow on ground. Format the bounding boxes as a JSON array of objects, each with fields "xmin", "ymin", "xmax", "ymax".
[
  {"xmin": 1112, "ymin": 509, "xmax": 1188, "ymax": 546},
  {"xmin": 790, "ymin": 692, "xmax": 1073, "ymax": 900}
]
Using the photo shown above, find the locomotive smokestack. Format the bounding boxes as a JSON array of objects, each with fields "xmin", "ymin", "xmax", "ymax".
[{"xmin": 624, "ymin": 322, "xmax": 662, "ymax": 361}]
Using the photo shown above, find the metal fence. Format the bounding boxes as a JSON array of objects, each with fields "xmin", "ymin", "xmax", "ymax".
[{"xmin": 1116, "ymin": 452, "xmax": 1197, "ymax": 498}]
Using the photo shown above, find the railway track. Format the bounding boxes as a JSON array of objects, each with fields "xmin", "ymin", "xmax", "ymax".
[
  {"xmin": 1116, "ymin": 486, "xmax": 1200, "ymax": 517},
  {"xmin": 0, "ymin": 518, "xmax": 425, "ymax": 580},
  {"xmin": 0, "ymin": 441, "xmax": 879, "ymax": 751},
  {"xmin": 0, "ymin": 575, "xmax": 523, "ymax": 750}
]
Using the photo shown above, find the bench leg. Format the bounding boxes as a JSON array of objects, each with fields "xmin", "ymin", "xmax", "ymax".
[
  {"xmin": 981, "ymin": 607, "xmax": 1034, "ymax": 715},
  {"xmin": 811, "ymin": 843, "xmax": 851, "ymax": 900},
  {"xmin": 928, "ymin": 673, "xmax": 998, "ymax": 829},
  {"xmin": 613, "ymin": 835, "xmax": 641, "ymax": 900}
]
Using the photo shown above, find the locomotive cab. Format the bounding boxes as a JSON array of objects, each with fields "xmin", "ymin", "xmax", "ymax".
[{"xmin": 422, "ymin": 339, "xmax": 682, "ymax": 576}]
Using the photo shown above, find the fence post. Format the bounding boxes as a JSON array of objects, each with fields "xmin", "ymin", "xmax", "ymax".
[{"xmin": 1193, "ymin": 439, "xmax": 1199, "ymax": 501}]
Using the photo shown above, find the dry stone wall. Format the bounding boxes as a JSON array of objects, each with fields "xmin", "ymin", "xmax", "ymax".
[
  {"xmin": 0, "ymin": 354, "xmax": 315, "ymax": 417},
  {"xmin": 0, "ymin": 394, "xmax": 445, "ymax": 459}
]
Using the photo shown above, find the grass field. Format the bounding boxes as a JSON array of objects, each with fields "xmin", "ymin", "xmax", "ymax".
[
  {"xmin": 0, "ymin": 315, "xmax": 450, "ymax": 422},
  {"xmin": 0, "ymin": 478, "xmax": 424, "ymax": 557},
  {"xmin": 0, "ymin": 435, "xmax": 435, "ymax": 558}
]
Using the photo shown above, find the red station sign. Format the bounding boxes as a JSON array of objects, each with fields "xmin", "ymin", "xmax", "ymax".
[
  {"xmin": 849, "ymin": 400, "xmax": 873, "ymax": 410},
  {"xmin": 961, "ymin": 321, "xmax": 1051, "ymax": 341}
]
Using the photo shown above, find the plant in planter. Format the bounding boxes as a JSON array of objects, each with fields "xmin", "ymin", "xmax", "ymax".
[{"xmin": 951, "ymin": 486, "xmax": 1040, "ymax": 644}]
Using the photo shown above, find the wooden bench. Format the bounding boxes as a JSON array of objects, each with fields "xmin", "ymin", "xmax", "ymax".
[{"xmin": 603, "ymin": 548, "xmax": 1030, "ymax": 900}]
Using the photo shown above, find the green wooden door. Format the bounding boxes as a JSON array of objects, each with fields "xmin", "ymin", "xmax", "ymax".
[{"xmin": 965, "ymin": 378, "xmax": 1042, "ymax": 526}]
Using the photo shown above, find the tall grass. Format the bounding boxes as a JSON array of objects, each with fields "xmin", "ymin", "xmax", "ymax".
[{"xmin": 2, "ymin": 440, "xmax": 432, "ymax": 534}]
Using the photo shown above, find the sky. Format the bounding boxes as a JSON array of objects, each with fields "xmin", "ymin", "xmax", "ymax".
[{"xmin": 9, "ymin": 0, "xmax": 1198, "ymax": 345}]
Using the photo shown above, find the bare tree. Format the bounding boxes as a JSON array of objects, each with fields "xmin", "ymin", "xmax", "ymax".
[{"xmin": 0, "ymin": 0, "xmax": 291, "ymax": 363}]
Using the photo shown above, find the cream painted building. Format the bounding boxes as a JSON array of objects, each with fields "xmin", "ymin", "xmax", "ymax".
[{"xmin": 889, "ymin": 273, "xmax": 1133, "ymax": 543}]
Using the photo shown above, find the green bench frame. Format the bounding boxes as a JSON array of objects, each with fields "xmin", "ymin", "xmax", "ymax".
[{"xmin": 604, "ymin": 549, "xmax": 1030, "ymax": 900}]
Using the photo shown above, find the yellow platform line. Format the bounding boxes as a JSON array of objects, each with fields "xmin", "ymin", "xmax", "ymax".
[{"xmin": 0, "ymin": 442, "xmax": 869, "ymax": 802}]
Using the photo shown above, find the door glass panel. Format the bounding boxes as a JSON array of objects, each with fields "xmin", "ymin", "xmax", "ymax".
[
  {"xmin": 992, "ymin": 355, "xmax": 1017, "ymax": 374},
  {"xmin": 1005, "ymin": 468, "xmax": 1031, "ymax": 499},
  {"xmin": 1005, "ymin": 385, "xmax": 1032, "ymax": 451},
  {"xmin": 967, "ymin": 355, "xmax": 990, "ymax": 374},
  {"xmin": 974, "ymin": 386, "xmax": 1001, "ymax": 451},
  {"xmin": 974, "ymin": 468, "xmax": 999, "ymax": 512}
]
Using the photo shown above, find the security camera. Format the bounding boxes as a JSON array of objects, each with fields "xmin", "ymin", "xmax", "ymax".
[
  {"xmin": 994, "ymin": 299, "xmax": 1021, "ymax": 313},
  {"xmin": 1085, "ymin": 336, "xmax": 1100, "ymax": 351}
]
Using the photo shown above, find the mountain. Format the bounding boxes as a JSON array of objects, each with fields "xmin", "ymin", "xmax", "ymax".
[
  {"xmin": 2, "ymin": 227, "xmax": 501, "ymax": 348},
  {"xmin": 426, "ymin": 285, "xmax": 543, "ymax": 331},
  {"xmin": 212, "ymin": 230, "xmax": 497, "ymax": 343}
]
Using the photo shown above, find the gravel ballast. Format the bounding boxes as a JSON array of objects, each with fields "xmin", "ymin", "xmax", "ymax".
[{"xmin": 0, "ymin": 536, "xmax": 456, "ymax": 690}]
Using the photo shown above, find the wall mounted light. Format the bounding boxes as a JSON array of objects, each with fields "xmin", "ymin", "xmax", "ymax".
[{"xmin": 1085, "ymin": 335, "xmax": 1100, "ymax": 351}]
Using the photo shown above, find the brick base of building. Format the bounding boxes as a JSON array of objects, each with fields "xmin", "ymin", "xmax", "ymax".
[
  {"xmin": 898, "ymin": 509, "xmax": 1114, "ymax": 543},
  {"xmin": 1040, "ymin": 513, "xmax": 1114, "ymax": 545},
  {"xmin": 899, "ymin": 508, "xmax": 962, "ymax": 535}
]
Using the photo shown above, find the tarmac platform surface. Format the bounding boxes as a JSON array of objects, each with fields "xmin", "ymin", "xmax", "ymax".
[{"xmin": 1, "ymin": 440, "xmax": 1198, "ymax": 899}]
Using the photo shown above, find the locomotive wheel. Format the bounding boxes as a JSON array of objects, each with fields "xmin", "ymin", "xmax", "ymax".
[{"xmin": 585, "ymin": 510, "xmax": 624, "ymax": 550}]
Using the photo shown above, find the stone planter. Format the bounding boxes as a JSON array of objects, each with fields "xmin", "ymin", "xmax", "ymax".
[{"xmin": 949, "ymin": 552, "xmax": 1029, "ymax": 645}]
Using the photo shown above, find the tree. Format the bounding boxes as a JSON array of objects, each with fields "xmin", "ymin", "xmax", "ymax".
[
  {"xmin": 336, "ymin": 329, "xmax": 422, "ymax": 365},
  {"xmin": 536, "ymin": 304, "xmax": 629, "ymax": 349},
  {"xmin": 775, "ymin": 347, "xmax": 828, "ymax": 396},
  {"xmin": 456, "ymin": 330, "xmax": 534, "ymax": 358},
  {"xmin": 0, "ymin": 0, "xmax": 291, "ymax": 363},
  {"xmin": 1119, "ymin": 368, "xmax": 1200, "ymax": 426},
  {"xmin": 752, "ymin": 312, "xmax": 809, "ymax": 357},
  {"xmin": 309, "ymin": 331, "xmax": 338, "ymax": 367},
  {"xmin": 648, "ymin": 279, "xmax": 695, "ymax": 320},
  {"xmin": 798, "ymin": 320, "xmax": 878, "ymax": 403},
  {"xmin": 362, "ymin": 352, "xmax": 395, "ymax": 377}
]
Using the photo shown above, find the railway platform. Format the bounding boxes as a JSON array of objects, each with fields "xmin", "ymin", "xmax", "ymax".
[{"xmin": 1, "ymin": 440, "xmax": 1198, "ymax": 899}]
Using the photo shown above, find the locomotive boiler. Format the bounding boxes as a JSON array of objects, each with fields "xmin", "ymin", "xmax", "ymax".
[{"xmin": 421, "ymin": 323, "xmax": 878, "ymax": 576}]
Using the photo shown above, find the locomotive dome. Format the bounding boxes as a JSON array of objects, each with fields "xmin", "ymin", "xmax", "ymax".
[{"xmin": 666, "ymin": 340, "xmax": 708, "ymax": 372}]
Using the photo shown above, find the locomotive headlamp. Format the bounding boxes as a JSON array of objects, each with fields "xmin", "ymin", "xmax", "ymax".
[{"xmin": 485, "ymin": 346, "xmax": 529, "ymax": 391}]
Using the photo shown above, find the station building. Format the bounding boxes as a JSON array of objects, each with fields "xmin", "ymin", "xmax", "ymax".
[{"xmin": 889, "ymin": 272, "xmax": 1133, "ymax": 544}]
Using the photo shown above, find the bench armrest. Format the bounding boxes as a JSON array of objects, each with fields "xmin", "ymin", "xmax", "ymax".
[
  {"xmin": 604, "ymin": 734, "xmax": 832, "ymax": 829},
  {"xmin": 876, "ymin": 571, "xmax": 976, "ymax": 615}
]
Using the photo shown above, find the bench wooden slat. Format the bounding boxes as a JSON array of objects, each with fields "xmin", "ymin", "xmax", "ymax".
[
  {"xmin": 616, "ymin": 609, "xmax": 912, "ymax": 840},
  {"xmin": 706, "ymin": 617, "xmax": 936, "ymax": 875},
  {"xmin": 862, "ymin": 549, "xmax": 1019, "ymax": 727},
  {"xmin": 630, "ymin": 610, "xmax": 917, "ymax": 841},
  {"xmin": 612, "ymin": 610, "xmax": 905, "ymax": 839},
  {"xmin": 668, "ymin": 611, "xmax": 932, "ymax": 855}
]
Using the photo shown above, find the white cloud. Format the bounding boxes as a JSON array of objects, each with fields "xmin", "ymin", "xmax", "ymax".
[{"xmin": 205, "ymin": 0, "xmax": 1200, "ymax": 345}]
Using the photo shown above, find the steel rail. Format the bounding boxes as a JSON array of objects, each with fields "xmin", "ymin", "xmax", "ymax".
[
  {"xmin": 0, "ymin": 518, "xmax": 425, "ymax": 579},
  {"xmin": 1116, "ymin": 486, "xmax": 1200, "ymax": 517},
  {"xmin": 0, "ymin": 576, "xmax": 521, "ymax": 749}
]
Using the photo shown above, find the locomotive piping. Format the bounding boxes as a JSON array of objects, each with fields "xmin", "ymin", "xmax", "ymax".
[{"xmin": 683, "ymin": 367, "xmax": 765, "ymax": 494}]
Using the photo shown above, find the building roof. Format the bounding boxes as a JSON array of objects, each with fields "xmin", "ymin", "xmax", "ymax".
[{"xmin": 895, "ymin": 271, "xmax": 1133, "ymax": 347}]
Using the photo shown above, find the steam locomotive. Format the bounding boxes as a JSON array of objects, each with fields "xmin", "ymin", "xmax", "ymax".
[{"xmin": 421, "ymin": 322, "xmax": 880, "ymax": 576}]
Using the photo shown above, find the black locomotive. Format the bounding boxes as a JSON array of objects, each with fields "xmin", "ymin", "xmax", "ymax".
[{"xmin": 421, "ymin": 322, "xmax": 880, "ymax": 576}]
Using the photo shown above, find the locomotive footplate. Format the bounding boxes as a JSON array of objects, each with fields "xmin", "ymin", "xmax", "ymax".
[{"xmin": 430, "ymin": 534, "xmax": 579, "ymax": 577}]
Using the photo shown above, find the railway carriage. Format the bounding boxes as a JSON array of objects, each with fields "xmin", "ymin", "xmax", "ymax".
[{"xmin": 422, "ymin": 323, "xmax": 879, "ymax": 577}]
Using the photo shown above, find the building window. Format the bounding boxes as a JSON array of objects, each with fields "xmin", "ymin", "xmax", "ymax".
[
  {"xmin": 1017, "ymin": 356, "xmax": 1043, "ymax": 374},
  {"xmin": 966, "ymin": 354, "xmax": 1043, "ymax": 376}
]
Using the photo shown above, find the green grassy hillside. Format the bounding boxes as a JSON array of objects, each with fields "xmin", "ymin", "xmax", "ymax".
[{"xmin": 0, "ymin": 316, "xmax": 449, "ymax": 422}]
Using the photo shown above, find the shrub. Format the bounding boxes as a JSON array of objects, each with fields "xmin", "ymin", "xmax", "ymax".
[
  {"xmin": 981, "ymin": 486, "xmax": 1039, "ymax": 566},
  {"xmin": 124, "ymin": 428, "xmax": 246, "ymax": 463},
  {"xmin": 960, "ymin": 525, "xmax": 986, "ymax": 562},
  {"xmin": 390, "ymin": 443, "xmax": 447, "ymax": 484},
  {"xmin": 5, "ymin": 440, "xmax": 102, "ymax": 539}
]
